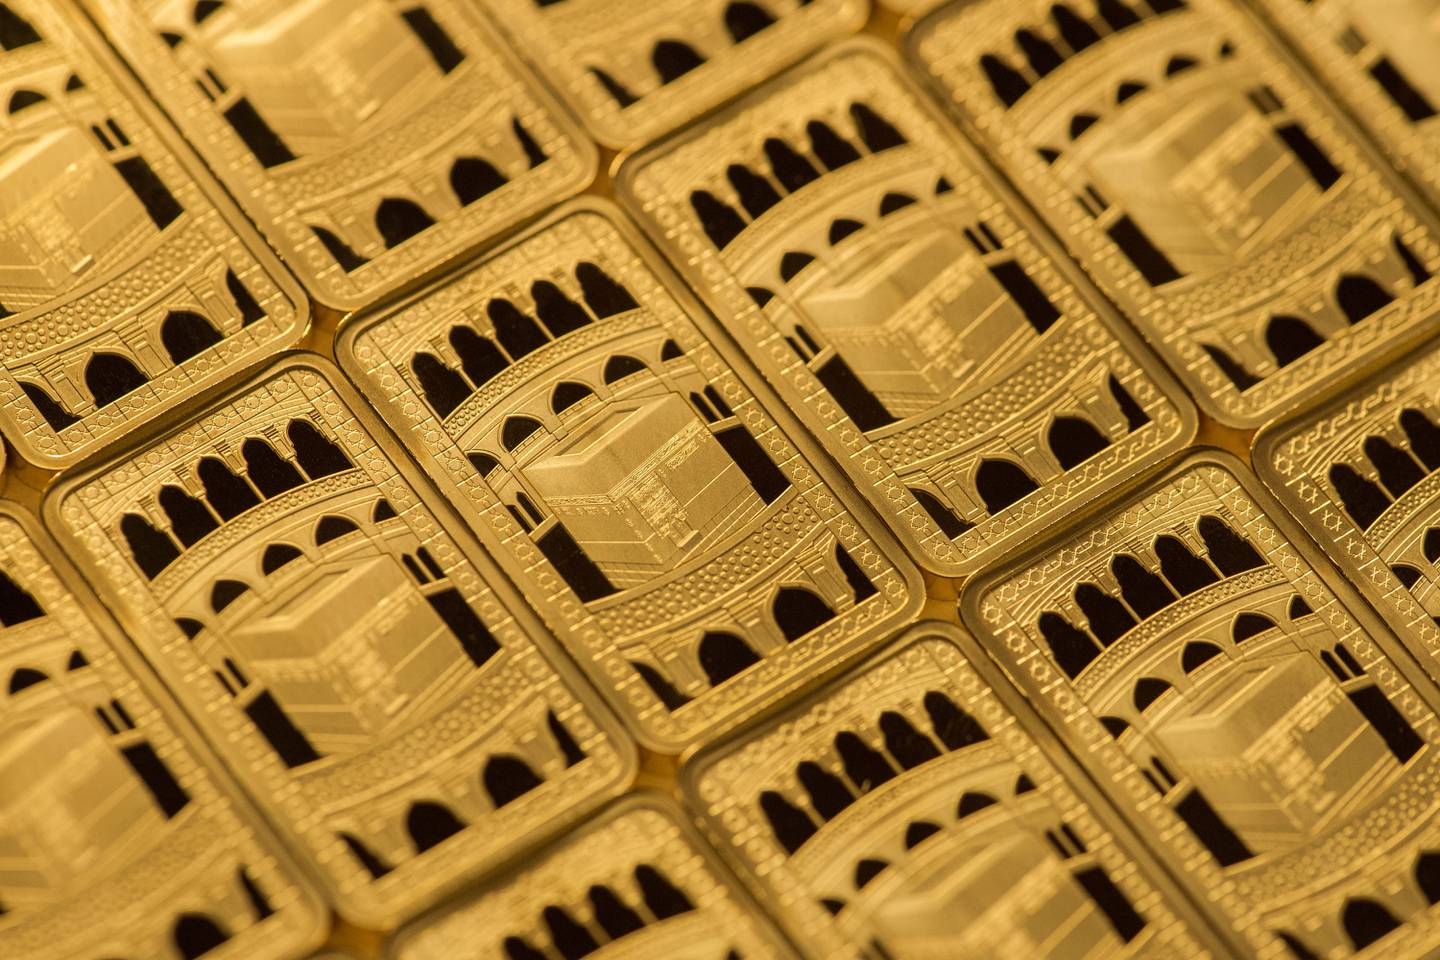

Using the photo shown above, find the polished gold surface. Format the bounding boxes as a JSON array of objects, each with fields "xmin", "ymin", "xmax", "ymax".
[
  {"xmin": 0, "ymin": 1, "xmax": 1436, "ymax": 958},
  {"xmin": 0, "ymin": 501, "xmax": 327, "ymax": 959},
  {"xmin": 83, "ymin": 0, "xmax": 596, "ymax": 311},
  {"xmin": 41, "ymin": 354, "xmax": 637, "ymax": 928},
  {"xmin": 618, "ymin": 41, "xmax": 1198, "ymax": 576},
  {"xmin": 389, "ymin": 793, "xmax": 797, "ymax": 959},
  {"xmin": 963, "ymin": 451, "xmax": 1440, "ymax": 957},
  {"xmin": 683, "ymin": 621, "xmax": 1227, "ymax": 958},
  {"xmin": 480, "ymin": 0, "xmax": 867, "ymax": 149},
  {"xmin": 336, "ymin": 202, "xmax": 925, "ymax": 751},
  {"xmin": 0, "ymin": 1, "xmax": 308, "ymax": 467},
  {"xmin": 910, "ymin": 0, "xmax": 1440, "ymax": 429}
]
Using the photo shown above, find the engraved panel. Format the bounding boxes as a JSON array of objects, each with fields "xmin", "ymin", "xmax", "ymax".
[
  {"xmin": 84, "ymin": 0, "xmax": 596, "ymax": 310},
  {"xmin": 1256, "ymin": 336, "xmax": 1440, "ymax": 681},
  {"xmin": 479, "ymin": 0, "xmax": 865, "ymax": 148},
  {"xmin": 0, "ymin": 502, "xmax": 326, "ymax": 960},
  {"xmin": 388, "ymin": 794, "xmax": 796, "ymax": 960},
  {"xmin": 336, "ymin": 201, "xmax": 925, "ymax": 751},
  {"xmin": 43, "ymin": 354, "xmax": 636, "ymax": 928},
  {"xmin": 1250, "ymin": 0, "xmax": 1440, "ymax": 205},
  {"xmin": 683, "ymin": 623, "xmax": 1221, "ymax": 959},
  {"xmin": 0, "ymin": 2, "xmax": 306, "ymax": 466},
  {"xmin": 964, "ymin": 453, "xmax": 1440, "ymax": 956},
  {"xmin": 910, "ymin": 0, "xmax": 1440, "ymax": 427},
  {"xmin": 617, "ymin": 43, "xmax": 1195, "ymax": 576}
]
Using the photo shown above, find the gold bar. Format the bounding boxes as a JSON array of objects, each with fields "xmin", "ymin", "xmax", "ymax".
[
  {"xmin": 681, "ymin": 621, "xmax": 1229, "ymax": 958},
  {"xmin": 616, "ymin": 41, "xmax": 1197, "ymax": 576},
  {"xmin": 389, "ymin": 793, "xmax": 797, "ymax": 959},
  {"xmin": 43, "ymin": 354, "xmax": 637, "ymax": 928},
  {"xmin": 0, "ymin": 1, "xmax": 308, "ymax": 466},
  {"xmin": 909, "ymin": 0, "xmax": 1440, "ymax": 428},
  {"xmin": 0, "ymin": 501, "xmax": 327, "ymax": 959},
  {"xmin": 335, "ymin": 200, "xmax": 926, "ymax": 751},
  {"xmin": 961, "ymin": 450, "xmax": 1440, "ymax": 956},
  {"xmin": 82, "ymin": 0, "xmax": 597, "ymax": 311}
]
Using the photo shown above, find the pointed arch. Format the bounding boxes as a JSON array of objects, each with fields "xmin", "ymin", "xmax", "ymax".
[
  {"xmin": 412, "ymin": 352, "xmax": 470, "ymax": 418},
  {"xmin": 764, "ymin": 137, "xmax": 819, "ymax": 191},
  {"xmin": 1232, "ymin": 612, "xmax": 1277, "ymax": 643},
  {"xmin": 1336, "ymin": 274, "xmax": 1394, "ymax": 325},
  {"xmin": 1197, "ymin": 515, "xmax": 1265, "ymax": 575},
  {"xmin": 226, "ymin": 269, "xmax": 265, "ymax": 325},
  {"xmin": 1330, "ymin": 462, "xmax": 1391, "ymax": 529},
  {"xmin": 1111, "ymin": 553, "xmax": 1175, "ymax": 618},
  {"xmin": 1265, "ymin": 315, "xmax": 1324, "ymax": 368},
  {"xmin": 312, "ymin": 225, "xmax": 367, "ymax": 272},
  {"xmin": 1133, "ymin": 677, "xmax": 1172, "ymax": 712},
  {"xmin": 836, "ymin": 731, "xmax": 896, "ymax": 791},
  {"xmin": 0, "ymin": 5, "xmax": 41, "ymax": 49},
  {"xmin": 1075, "ymin": 583, "xmax": 1136, "ymax": 644},
  {"xmin": 1016, "ymin": 29, "xmax": 1063, "ymax": 77},
  {"xmin": 314, "ymin": 515, "xmax": 359, "ymax": 545},
  {"xmin": 1155, "ymin": 535, "xmax": 1220, "ymax": 593},
  {"xmin": 160, "ymin": 310, "xmax": 222, "ymax": 364},
  {"xmin": 260, "ymin": 543, "xmax": 302, "ymax": 574},
  {"xmin": 1416, "ymin": 851, "xmax": 1440, "ymax": 904},
  {"xmin": 550, "ymin": 381, "xmax": 595, "ymax": 413},
  {"xmin": 879, "ymin": 191, "xmax": 916, "ymax": 216},
  {"xmin": 20, "ymin": 381, "xmax": 78, "ymax": 430},
  {"xmin": 828, "ymin": 217, "xmax": 864, "ymax": 245},
  {"xmin": 850, "ymin": 103, "xmax": 906, "ymax": 152},
  {"xmin": 1341, "ymin": 898, "xmax": 1402, "ymax": 951},
  {"xmin": 728, "ymin": 163, "xmax": 781, "ymax": 218},
  {"xmin": 450, "ymin": 156, "xmax": 506, "ymax": 205},
  {"xmin": 375, "ymin": 197, "xmax": 435, "ymax": 248},
  {"xmin": 576, "ymin": 262, "xmax": 638, "ymax": 318},
  {"xmin": 8, "ymin": 667, "xmax": 47, "ymax": 693},
  {"xmin": 797, "ymin": 760, "xmax": 854, "ymax": 819},
  {"xmin": 879, "ymin": 711, "xmax": 941, "ymax": 768},
  {"xmin": 173, "ymin": 914, "xmax": 229, "ymax": 960},
  {"xmin": 0, "ymin": 571, "xmax": 42, "ymax": 626},
  {"xmin": 288, "ymin": 420, "xmax": 351, "ymax": 478},
  {"xmin": 910, "ymin": 487, "xmax": 970, "ymax": 539},
  {"xmin": 7, "ymin": 88, "xmax": 44, "ymax": 114},
  {"xmin": 723, "ymin": 1, "xmax": 775, "ymax": 43},
  {"xmin": 482, "ymin": 754, "xmax": 544, "ymax": 807},
  {"xmin": 340, "ymin": 832, "xmax": 392, "ymax": 879},
  {"xmin": 1165, "ymin": 55, "xmax": 1198, "ymax": 75},
  {"xmin": 210, "ymin": 579, "xmax": 250, "ymax": 614},
  {"xmin": 807, "ymin": 120, "xmax": 861, "ymax": 169},
  {"xmin": 1365, "ymin": 435, "xmax": 1425, "ymax": 498},
  {"xmin": 761, "ymin": 790, "xmax": 816, "ymax": 852},
  {"xmin": 121, "ymin": 513, "xmax": 180, "ymax": 579},
  {"xmin": 1202, "ymin": 343, "xmax": 1260, "ymax": 391},
  {"xmin": 158, "ymin": 485, "xmax": 219, "ymax": 547},
  {"xmin": 652, "ymin": 38, "xmax": 705, "ymax": 84},
  {"xmin": 974, "ymin": 458, "xmax": 1040, "ymax": 513},
  {"xmin": 1039, "ymin": 611, "xmax": 1100, "ymax": 677},
  {"xmin": 924, "ymin": 691, "xmax": 987, "ymax": 749},
  {"xmin": 489, "ymin": 299, "xmax": 548, "ymax": 359},
  {"xmin": 406, "ymin": 801, "xmax": 467, "ymax": 853},
  {"xmin": 449, "ymin": 326, "xmax": 507, "ymax": 388},
  {"xmin": 779, "ymin": 250, "xmax": 815, "ymax": 282},
  {"xmin": 772, "ymin": 586, "xmax": 835, "ymax": 641},
  {"xmin": 86, "ymin": 352, "xmax": 149, "ymax": 407},
  {"xmin": 532, "ymin": 280, "xmax": 591, "ymax": 337},
  {"xmin": 1053, "ymin": 4, "xmax": 1101, "ymax": 51},
  {"xmin": 1401, "ymin": 408, "xmax": 1440, "ymax": 470},
  {"xmin": 602, "ymin": 354, "xmax": 647, "ymax": 383},
  {"xmin": 242, "ymin": 437, "xmax": 304, "ymax": 497},
  {"xmin": 980, "ymin": 53, "xmax": 1029, "ymax": 107},
  {"xmin": 690, "ymin": 190, "xmax": 745, "ymax": 249},
  {"xmin": 590, "ymin": 66, "xmax": 636, "ymax": 107},
  {"xmin": 1048, "ymin": 415, "xmax": 1110, "ymax": 469},
  {"xmin": 632, "ymin": 660, "xmax": 691, "ymax": 710},
  {"xmin": 698, "ymin": 631, "xmax": 760, "ymax": 686},
  {"xmin": 1116, "ymin": 80, "xmax": 1147, "ymax": 102},
  {"xmin": 957, "ymin": 791, "xmax": 998, "ymax": 818},
  {"xmin": 1181, "ymin": 641, "xmax": 1223, "ymax": 672}
]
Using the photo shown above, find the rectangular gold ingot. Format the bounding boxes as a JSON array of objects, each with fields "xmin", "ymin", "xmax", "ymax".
[
  {"xmin": 1249, "ymin": 0, "xmax": 1440, "ymax": 205},
  {"xmin": 478, "ymin": 0, "xmax": 866, "ymax": 148},
  {"xmin": 43, "ymin": 354, "xmax": 637, "ymax": 928},
  {"xmin": 681, "ymin": 622, "xmax": 1226, "ymax": 958},
  {"xmin": 617, "ymin": 42, "xmax": 1197, "ymax": 577},
  {"xmin": 82, "ymin": 0, "xmax": 597, "ymax": 311},
  {"xmin": 910, "ymin": 0, "xmax": 1440, "ymax": 428},
  {"xmin": 388, "ymin": 793, "xmax": 797, "ymax": 959},
  {"xmin": 961, "ymin": 452, "xmax": 1440, "ymax": 957},
  {"xmin": 335, "ymin": 201, "xmax": 925, "ymax": 751},
  {"xmin": 0, "ymin": 502, "xmax": 327, "ymax": 959},
  {"xmin": 1255, "ymin": 334, "xmax": 1440, "ymax": 680},
  {"xmin": 0, "ymin": 2, "xmax": 308, "ymax": 466}
]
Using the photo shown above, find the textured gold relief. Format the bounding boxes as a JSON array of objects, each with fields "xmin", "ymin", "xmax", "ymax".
[
  {"xmin": 335, "ymin": 202, "xmax": 925, "ymax": 751},
  {"xmin": 83, "ymin": 0, "xmax": 596, "ymax": 311},
  {"xmin": 1255, "ymin": 335, "xmax": 1440, "ymax": 681},
  {"xmin": 962, "ymin": 452, "xmax": 1440, "ymax": 957},
  {"xmin": 681, "ymin": 622, "xmax": 1222, "ymax": 959},
  {"xmin": 0, "ymin": 502, "xmax": 327, "ymax": 960},
  {"xmin": 0, "ymin": 2, "xmax": 307, "ymax": 467},
  {"xmin": 388, "ymin": 794, "xmax": 796, "ymax": 960},
  {"xmin": 910, "ymin": 0, "xmax": 1440, "ymax": 428},
  {"xmin": 1250, "ymin": 0, "xmax": 1440, "ymax": 205},
  {"xmin": 616, "ymin": 43, "xmax": 1196, "ymax": 577},
  {"xmin": 42, "ymin": 354, "xmax": 637, "ymax": 928},
  {"xmin": 478, "ymin": 0, "xmax": 866, "ymax": 148}
]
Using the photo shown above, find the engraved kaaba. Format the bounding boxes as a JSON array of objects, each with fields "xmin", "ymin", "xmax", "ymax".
[
  {"xmin": 44, "ymin": 356, "xmax": 635, "ymax": 927},
  {"xmin": 0, "ymin": 1, "xmax": 306, "ymax": 465},
  {"xmin": 911, "ymin": 0, "xmax": 1440, "ymax": 427},
  {"xmin": 968, "ymin": 456, "xmax": 1440, "ymax": 957},
  {"xmin": 684, "ymin": 626, "xmax": 1216, "ymax": 958},
  {"xmin": 618, "ymin": 45, "xmax": 1194, "ymax": 576},
  {"xmin": 337, "ymin": 204, "xmax": 924, "ymax": 750},
  {"xmin": 390, "ymin": 796, "xmax": 797, "ymax": 959},
  {"xmin": 85, "ymin": 0, "xmax": 596, "ymax": 309},
  {"xmin": 0, "ymin": 505, "xmax": 325, "ymax": 960}
]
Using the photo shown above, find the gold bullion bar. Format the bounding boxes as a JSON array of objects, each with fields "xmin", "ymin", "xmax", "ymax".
[
  {"xmin": 42, "ymin": 353, "xmax": 638, "ymax": 929},
  {"xmin": 83, "ymin": 0, "xmax": 597, "ymax": 312},
  {"xmin": 909, "ymin": 0, "xmax": 1440, "ymax": 429},
  {"xmin": 334, "ymin": 201, "xmax": 926, "ymax": 752},
  {"xmin": 0, "ymin": 1, "xmax": 308, "ymax": 467},
  {"xmin": 0, "ymin": 501, "xmax": 327, "ymax": 960},
  {"xmin": 387, "ymin": 793, "xmax": 798, "ymax": 959},
  {"xmin": 615, "ymin": 41, "xmax": 1198, "ymax": 578},
  {"xmin": 1254, "ymin": 333, "xmax": 1440, "ymax": 680},
  {"xmin": 960, "ymin": 450, "xmax": 1440, "ymax": 957},
  {"xmin": 680, "ymin": 621, "xmax": 1228, "ymax": 959},
  {"xmin": 477, "ymin": 0, "xmax": 866, "ymax": 149},
  {"xmin": 1248, "ymin": 0, "xmax": 1440, "ymax": 206}
]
